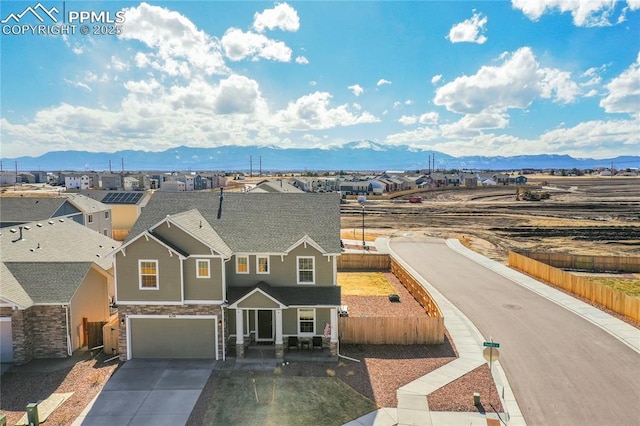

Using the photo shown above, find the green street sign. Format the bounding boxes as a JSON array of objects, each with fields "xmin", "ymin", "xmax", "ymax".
[{"xmin": 483, "ymin": 341, "xmax": 500, "ymax": 348}]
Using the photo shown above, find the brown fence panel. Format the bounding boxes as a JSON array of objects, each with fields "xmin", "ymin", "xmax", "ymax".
[
  {"xmin": 102, "ymin": 314, "xmax": 119, "ymax": 355},
  {"xmin": 87, "ymin": 321, "xmax": 106, "ymax": 349},
  {"xmin": 517, "ymin": 251, "xmax": 640, "ymax": 273},
  {"xmin": 338, "ymin": 316, "xmax": 444, "ymax": 344},
  {"xmin": 337, "ymin": 253, "xmax": 391, "ymax": 271},
  {"xmin": 509, "ymin": 251, "xmax": 640, "ymax": 322}
]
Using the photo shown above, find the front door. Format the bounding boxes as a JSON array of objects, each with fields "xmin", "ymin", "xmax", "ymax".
[{"xmin": 256, "ymin": 310, "xmax": 273, "ymax": 342}]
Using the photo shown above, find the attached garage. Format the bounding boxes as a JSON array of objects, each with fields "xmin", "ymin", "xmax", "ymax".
[
  {"xmin": 127, "ymin": 315, "xmax": 218, "ymax": 359},
  {"xmin": 0, "ymin": 317, "xmax": 13, "ymax": 363}
]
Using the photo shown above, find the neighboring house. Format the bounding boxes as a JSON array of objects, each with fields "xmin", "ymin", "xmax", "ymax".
[
  {"xmin": 159, "ymin": 180, "xmax": 186, "ymax": 192},
  {"xmin": 510, "ymin": 175, "xmax": 528, "ymax": 185},
  {"xmin": 0, "ymin": 220, "xmax": 119, "ymax": 364},
  {"xmin": 248, "ymin": 179, "xmax": 304, "ymax": 193},
  {"xmin": 101, "ymin": 173, "xmax": 123, "ymax": 190},
  {"xmin": 65, "ymin": 174, "xmax": 92, "ymax": 190},
  {"xmin": 339, "ymin": 181, "xmax": 373, "ymax": 195},
  {"xmin": 123, "ymin": 176, "xmax": 140, "ymax": 191},
  {"xmin": 0, "ymin": 195, "xmax": 112, "ymax": 236},
  {"xmin": 114, "ymin": 192, "xmax": 341, "ymax": 361},
  {"xmin": 0, "ymin": 172, "xmax": 17, "ymax": 186},
  {"xmin": 77, "ymin": 190, "xmax": 152, "ymax": 241}
]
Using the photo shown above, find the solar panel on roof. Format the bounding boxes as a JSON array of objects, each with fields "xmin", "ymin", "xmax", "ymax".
[{"xmin": 101, "ymin": 192, "xmax": 143, "ymax": 204}]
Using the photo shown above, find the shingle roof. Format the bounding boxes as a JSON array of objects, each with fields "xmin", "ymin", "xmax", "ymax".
[
  {"xmin": 227, "ymin": 281, "xmax": 341, "ymax": 306},
  {"xmin": 65, "ymin": 193, "xmax": 109, "ymax": 213},
  {"xmin": 3, "ymin": 262, "xmax": 93, "ymax": 304},
  {"xmin": 166, "ymin": 210, "xmax": 232, "ymax": 257},
  {"xmin": 0, "ymin": 197, "xmax": 68, "ymax": 223},
  {"xmin": 0, "ymin": 263, "xmax": 34, "ymax": 308},
  {"xmin": 0, "ymin": 219, "xmax": 120, "ymax": 270},
  {"xmin": 127, "ymin": 192, "xmax": 341, "ymax": 254}
]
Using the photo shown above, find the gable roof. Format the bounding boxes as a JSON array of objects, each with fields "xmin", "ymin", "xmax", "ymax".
[
  {"xmin": 65, "ymin": 193, "xmax": 109, "ymax": 213},
  {"xmin": 249, "ymin": 180, "xmax": 304, "ymax": 193},
  {"xmin": 3, "ymin": 262, "xmax": 93, "ymax": 304},
  {"xmin": 0, "ymin": 197, "xmax": 69, "ymax": 223},
  {"xmin": 227, "ymin": 281, "xmax": 341, "ymax": 307},
  {"xmin": 162, "ymin": 209, "xmax": 232, "ymax": 257},
  {"xmin": 0, "ymin": 219, "xmax": 120, "ymax": 270},
  {"xmin": 127, "ymin": 192, "xmax": 341, "ymax": 254},
  {"xmin": 0, "ymin": 262, "xmax": 34, "ymax": 308}
]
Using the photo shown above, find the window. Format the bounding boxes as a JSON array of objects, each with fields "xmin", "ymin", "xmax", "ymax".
[
  {"xmin": 88, "ymin": 214, "xmax": 94, "ymax": 224},
  {"xmin": 236, "ymin": 256, "xmax": 249, "ymax": 274},
  {"xmin": 257, "ymin": 256, "xmax": 269, "ymax": 274},
  {"xmin": 297, "ymin": 256, "xmax": 315, "ymax": 284},
  {"xmin": 196, "ymin": 259, "xmax": 210, "ymax": 278},
  {"xmin": 105, "ymin": 211, "xmax": 110, "ymax": 219},
  {"xmin": 139, "ymin": 260, "xmax": 158, "ymax": 289},
  {"xmin": 298, "ymin": 309, "xmax": 315, "ymax": 334},
  {"xmin": 103, "ymin": 229, "xmax": 108, "ymax": 236}
]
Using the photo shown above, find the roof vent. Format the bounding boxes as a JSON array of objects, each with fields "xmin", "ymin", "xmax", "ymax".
[
  {"xmin": 59, "ymin": 218, "xmax": 65, "ymax": 222},
  {"xmin": 24, "ymin": 226, "xmax": 31, "ymax": 230},
  {"xmin": 37, "ymin": 223, "xmax": 43, "ymax": 227},
  {"xmin": 10, "ymin": 229, "xmax": 17, "ymax": 233},
  {"xmin": 48, "ymin": 220, "xmax": 54, "ymax": 225}
]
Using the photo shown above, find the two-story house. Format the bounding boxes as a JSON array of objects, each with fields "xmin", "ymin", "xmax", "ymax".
[{"xmin": 114, "ymin": 192, "xmax": 341, "ymax": 361}]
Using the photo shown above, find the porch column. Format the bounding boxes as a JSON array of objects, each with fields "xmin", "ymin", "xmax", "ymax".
[
  {"xmin": 330, "ymin": 307, "xmax": 338, "ymax": 357},
  {"xmin": 235, "ymin": 309, "xmax": 245, "ymax": 358},
  {"xmin": 274, "ymin": 309, "xmax": 284, "ymax": 360}
]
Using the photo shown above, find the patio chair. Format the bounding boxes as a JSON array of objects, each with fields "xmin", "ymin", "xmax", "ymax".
[
  {"xmin": 312, "ymin": 336, "xmax": 323, "ymax": 351},
  {"xmin": 288, "ymin": 336, "xmax": 299, "ymax": 351}
]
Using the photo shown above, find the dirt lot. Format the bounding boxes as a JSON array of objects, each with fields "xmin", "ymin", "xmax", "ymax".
[{"xmin": 342, "ymin": 177, "xmax": 640, "ymax": 262}]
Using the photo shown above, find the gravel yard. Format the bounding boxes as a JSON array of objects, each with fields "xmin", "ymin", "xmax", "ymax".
[{"xmin": 0, "ymin": 353, "xmax": 120, "ymax": 426}]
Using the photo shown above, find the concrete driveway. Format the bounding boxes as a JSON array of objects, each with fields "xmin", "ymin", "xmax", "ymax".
[{"xmin": 74, "ymin": 359, "xmax": 214, "ymax": 426}]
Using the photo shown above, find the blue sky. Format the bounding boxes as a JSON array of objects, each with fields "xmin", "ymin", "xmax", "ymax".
[{"xmin": 1, "ymin": 0, "xmax": 639, "ymax": 160}]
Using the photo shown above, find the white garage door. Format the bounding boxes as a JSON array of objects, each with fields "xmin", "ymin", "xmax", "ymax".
[
  {"xmin": 129, "ymin": 316, "xmax": 218, "ymax": 359},
  {"xmin": 1, "ymin": 318, "xmax": 13, "ymax": 363}
]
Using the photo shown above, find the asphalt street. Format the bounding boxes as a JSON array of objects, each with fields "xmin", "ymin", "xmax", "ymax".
[{"xmin": 391, "ymin": 237, "xmax": 640, "ymax": 426}]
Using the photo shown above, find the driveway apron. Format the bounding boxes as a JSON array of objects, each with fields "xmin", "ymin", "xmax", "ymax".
[{"xmin": 75, "ymin": 359, "xmax": 214, "ymax": 426}]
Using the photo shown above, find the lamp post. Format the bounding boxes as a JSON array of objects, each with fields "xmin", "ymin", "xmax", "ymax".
[{"xmin": 361, "ymin": 204, "xmax": 365, "ymax": 251}]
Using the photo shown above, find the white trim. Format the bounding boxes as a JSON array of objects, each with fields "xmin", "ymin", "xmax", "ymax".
[
  {"xmin": 138, "ymin": 259, "xmax": 159, "ymax": 290},
  {"xmin": 228, "ymin": 287, "xmax": 286, "ymax": 309},
  {"xmin": 148, "ymin": 214, "xmax": 229, "ymax": 258},
  {"xmin": 184, "ymin": 300, "xmax": 225, "ymax": 305},
  {"xmin": 296, "ymin": 256, "xmax": 315, "ymax": 285},
  {"xmin": 332, "ymin": 255, "xmax": 338, "ymax": 286},
  {"xmin": 196, "ymin": 259, "xmax": 211, "ymax": 278},
  {"xmin": 113, "ymin": 257, "xmax": 119, "ymax": 304},
  {"xmin": 297, "ymin": 307, "xmax": 316, "ymax": 336},
  {"xmin": 88, "ymin": 214, "xmax": 94, "ymax": 224},
  {"xmin": 113, "ymin": 231, "xmax": 186, "ymax": 260},
  {"xmin": 285, "ymin": 235, "xmax": 326, "ymax": 255},
  {"xmin": 256, "ymin": 255, "xmax": 270, "ymax": 275},
  {"xmin": 235, "ymin": 255, "xmax": 249, "ymax": 274},
  {"xmin": 126, "ymin": 314, "xmax": 219, "ymax": 360}
]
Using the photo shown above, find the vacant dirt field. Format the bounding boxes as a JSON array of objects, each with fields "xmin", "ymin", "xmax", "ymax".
[{"xmin": 342, "ymin": 177, "xmax": 640, "ymax": 262}]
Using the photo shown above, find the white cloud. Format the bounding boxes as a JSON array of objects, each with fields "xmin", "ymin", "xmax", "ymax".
[
  {"xmin": 110, "ymin": 56, "xmax": 129, "ymax": 72},
  {"xmin": 398, "ymin": 115, "xmax": 418, "ymax": 125},
  {"xmin": 600, "ymin": 53, "xmax": 640, "ymax": 114},
  {"xmin": 447, "ymin": 12, "xmax": 488, "ymax": 44},
  {"xmin": 214, "ymin": 75, "xmax": 263, "ymax": 114},
  {"xmin": 309, "ymin": 81, "xmax": 317, "ymax": 86},
  {"xmin": 253, "ymin": 3, "xmax": 300, "ymax": 33},
  {"xmin": 377, "ymin": 79, "xmax": 392, "ymax": 86},
  {"xmin": 440, "ymin": 112, "xmax": 509, "ymax": 138},
  {"xmin": 405, "ymin": 100, "xmax": 413, "ymax": 105},
  {"xmin": 221, "ymin": 28, "xmax": 292, "ymax": 62},
  {"xmin": 431, "ymin": 74, "xmax": 443, "ymax": 85},
  {"xmin": 295, "ymin": 56, "xmax": 309, "ymax": 64},
  {"xmin": 393, "ymin": 101, "xmax": 402, "ymax": 109},
  {"xmin": 348, "ymin": 84, "xmax": 364, "ymax": 96},
  {"xmin": 273, "ymin": 91, "xmax": 378, "ymax": 131},
  {"xmin": 434, "ymin": 47, "xmax": 579, "ymax": 114},
  {"xmin": 511, "ymin": 0, "xmax": 628, "ymax": 27},
  {"xmin": 419, "ymin": 112, "xmax": 439, "ymax": 124},
  {"xmin": 120, "ymin": 3, "xmax": 228, "ymax": 76},
  {"xmin": 64, "ymin": 79, "xmax": 91, "ymax": 92},
  {"xmin": 385, "ymin": 127, "xmax": 439, "ymax": 146}
]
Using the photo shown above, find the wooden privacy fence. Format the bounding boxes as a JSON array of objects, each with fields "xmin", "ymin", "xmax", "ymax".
[
  {"xmin": 102, "ymin": 314, "xmax": 119, "ymax": 355},
  {"xmin": 509, "ymin": 252, "xmax": 640, "ymax": 322},
  {"xmin": 516, "ymin": 251, "xmax": 640, "ymax": 273},
  {"xmin": 338, "ymin": 317, "xmax": 443, "ymax": 344},
  {"xmin": 337, "ymin": 253, "xmax": 445, "ymax": 344},
  {"xmin": 112, "ymin": 229, "xmax": 130, "ymax": 241},
  {"xmin": 337, "ymin": 253, "xmax": 391, "ymax": 271}
]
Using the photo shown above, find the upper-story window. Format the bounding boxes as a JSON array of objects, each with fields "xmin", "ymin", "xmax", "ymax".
[
  {"xmin": 105, "ymin": 211, "xmax": 110, "ymax": 219},
  {"xmin": 88, "ymin": 214, "xmax": 94, "ymax": 224},
  {"xmin": 196, "ymin": 259, "xmax": 210, "ymax": 278},
  {"xmin": 236, "ymin": 256, "xmax": 249, "ymax": 274},
  {"xmin": 257, "ymin": 256, "xmax": 269, "ymax": 274},
  {"xmin": 297, "ymin": 256, "xmax": 315, "ymax": 284},
  {"xmin": 139, "ymin": 260, "xmax": 159, "ymax": 289}
]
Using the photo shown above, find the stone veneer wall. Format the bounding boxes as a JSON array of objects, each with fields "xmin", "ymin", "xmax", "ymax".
[
  {"xmin": 1, "ymin": 305, "xmax": 68, "ymax": 364},
  {"xmin": 118, "ymin": 304, "xmax": 224, "ymax": 361}
]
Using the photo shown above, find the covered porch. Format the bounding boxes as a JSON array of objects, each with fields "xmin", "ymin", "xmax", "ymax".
[{"xmin": 226, "ymin": 282, "xmax": 340, "ymax": 360}]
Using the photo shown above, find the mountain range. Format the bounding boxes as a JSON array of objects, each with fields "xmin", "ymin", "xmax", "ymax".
[{"xmin": 3, "ymin": 141, "xmax": 637, "ymax": 172}]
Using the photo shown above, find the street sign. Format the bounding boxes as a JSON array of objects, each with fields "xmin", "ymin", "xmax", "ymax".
[
  {"xmin": 483, "ymin": 347, "xmax": 500, "ymax": 363},
  {"xmin": 483, "ymin": 341, "xmax": 500, "ymax": 348}
]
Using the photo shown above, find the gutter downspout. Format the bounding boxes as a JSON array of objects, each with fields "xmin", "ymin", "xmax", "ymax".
[
  {"xmin": 221, "ymin": 257, "xmax": 231, "ymax": 362},
  {"xmin": 64, "ymin": 305, "xmax": 72, "ymax": 356}
]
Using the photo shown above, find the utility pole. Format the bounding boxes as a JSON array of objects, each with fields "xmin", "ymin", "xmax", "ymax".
[
  {"xmin": 14, "ymin": 160, "xmax": 18, "ymax": 190},
  {"xmin": 361, "ymin": 204, "xmax": 365, "ymax": 251},
  {"xmin": 109, "ymin": 160, "xmax": 112, "ymax": 173},
  {"xmin": 250, "ymin": 156, "xmax": 253, "ymax": 178},
  {"xmin": 259, "ymin": 156, "xmax": 262, "ymax": 177}
]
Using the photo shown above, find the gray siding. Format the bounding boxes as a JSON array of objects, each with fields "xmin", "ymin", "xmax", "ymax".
[
  {"xmin": 152, "ymin": 222, "xmax": 213, "ymax": 255},
  {"xmin": 184, "ymin": 257, "xmax": 224, "ymax": 301}
]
